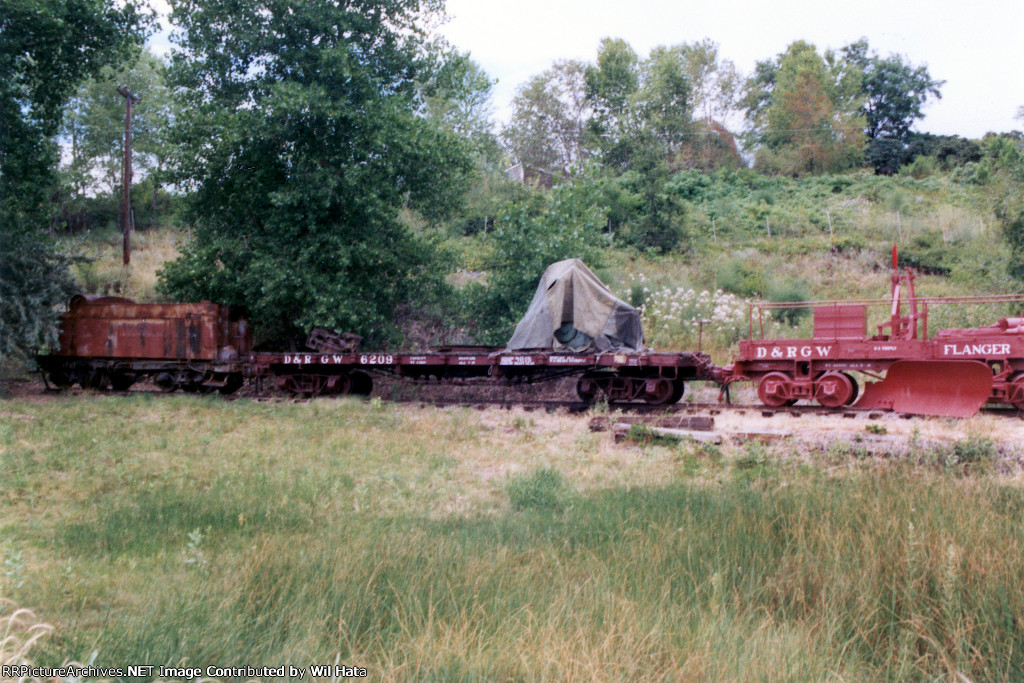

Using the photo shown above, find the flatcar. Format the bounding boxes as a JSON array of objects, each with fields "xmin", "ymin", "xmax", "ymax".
[
  {"xmin": 248, "ymin": 259, "xmax": 716, "ymax": 405},
  {"xmin": 35, "ymin": 297, "xmax": 715, "ymax": 405},
  {"xmin": 251, "ymin": 344, "xmax": 715, "ymax": 405}
]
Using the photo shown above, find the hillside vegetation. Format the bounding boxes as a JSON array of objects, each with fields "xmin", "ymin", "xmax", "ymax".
[{"xmin": 52, "ymin": 161, "xmax": 1022, "ymax": 366}]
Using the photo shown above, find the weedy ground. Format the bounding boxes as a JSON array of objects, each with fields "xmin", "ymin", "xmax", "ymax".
[{"xmin": 2, "ymin": 394, "xmax": 1024, "ymax": 681}]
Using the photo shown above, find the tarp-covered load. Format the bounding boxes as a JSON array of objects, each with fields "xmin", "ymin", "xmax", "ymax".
[{"xmin": 506, "ymin": 259, "xmax": 644, "ymax": 352}]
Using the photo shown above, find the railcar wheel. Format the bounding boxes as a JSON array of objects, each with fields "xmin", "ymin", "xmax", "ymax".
[
  {"xmin": 669, "ymin": 380, "xmax": 686, "ymax": 404},
  {"xmin": 576, "ymin": 375, "xmax": 602, "ymax": 403},
  {"xmin": 644, "ymin": 378, "xmax": 676, "ymax": 405},
  {"xmin": 757, "ymin": 372, "xmax": 795, "ymax": 408},
  {"xmin": 814, "ymin": 372, "xmax": 855, "ymax": 409},
  {"xmin": 154, "ymin": 373, "xmax": 178, "ymax": 392},
  {"xmin": 84, "ymin": 370, "xmax": 109, "ymax": 390},
  {"xmin": 842, "ymin": 373, "xmax": 860, "ymax": 405},
  {"xmin": 350, "ymin": 371, "xmax": 373, "ymax": 396},
  {"xmin": 328, "ymin": 373, "xmax": 352, "ymax": 396}
]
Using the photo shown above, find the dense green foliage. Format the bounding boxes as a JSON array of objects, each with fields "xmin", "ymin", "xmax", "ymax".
[
  {"xmin": 0, "ymin": 0, "xmax": 147, "ymax": 360},
  {"xmin": 742, "ymin": 41, "xmax": 865, "ymax": 175},
  {"xmin": 843, "ymin": 39, "xmax": 944, "ymax": 140},
  {"xmin": 0, "ymin": 234, "xmax": 76, "ymax": 359},
  {"xmin": 418, "ymin": 50, "xmax": 501, "ymax": 165},
  {"xmin": 841, "ymin": 39, "xmax": 944, "ymax": 175},
  {"xmin": 156, "ymin": 0, "xmax": 473, "ymax": 345},
  {"xmin": 463, "ymin": 179, "xmax": 606, "ymax": 344},
  {"xmin": 980, "ymin": 135, "xmax": 1024, "ymax": 279},
  {"xmin": 498, "ymin": 38, "xmax": 744, "ymax": 253}
]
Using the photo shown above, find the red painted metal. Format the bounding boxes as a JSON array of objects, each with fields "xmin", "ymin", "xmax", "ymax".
[
  {"xmin": 813, "ymin": 372, "xmax": 856, "ymax": 408},
  {"xmin": 727, "ymin": 268, "xmax": 1024, "ymax": 416},
  {"xmin": 854, "ymin": 361, "xmax": 993, "ymax": 417},
  {"xmin": 757, "ymin": 372, "xmax": 796, "ymax": 408},
  {"xmin": 813, "ymin": 305, "xmax": 866, "ymax": 340}
]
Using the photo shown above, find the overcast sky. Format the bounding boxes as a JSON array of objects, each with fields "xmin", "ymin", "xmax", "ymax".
[{"xmin": 150, "ymin": 0, "xmax": 1023, "ymax": 138}]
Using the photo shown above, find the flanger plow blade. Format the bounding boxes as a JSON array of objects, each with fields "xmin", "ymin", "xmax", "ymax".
[{"xmin": 855, "ymin": 360, "xmax": 993, "ymax": 418}]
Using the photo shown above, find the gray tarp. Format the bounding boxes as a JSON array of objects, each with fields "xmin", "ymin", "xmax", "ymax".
[{"xmin": 506, "ymin": 259, "xmax": 644, "ymax": 352}]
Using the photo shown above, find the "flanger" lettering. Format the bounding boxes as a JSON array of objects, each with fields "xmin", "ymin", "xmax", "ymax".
[{"xmin": 943, "ymin": 343, "xmax": 1011, "ymax": 356}]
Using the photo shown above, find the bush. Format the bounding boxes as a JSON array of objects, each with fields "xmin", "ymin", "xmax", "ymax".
[
  {"xmin": 897, "ymin": 231, "xmax": 957, "ymax": 275},
  {"xmin": 902, "ymin": 154, "xmax": 938, "ymax": 179},
  {"xmin": 945, "ymin": 435, "xmax": 996, "ymax": 474},
  {"xmin": 715, "ymin": 256, "xmax": 767, "ymax": 298},
  {"xmin": 767, "ymin": 279, "xmax": 810, "ymax": 326}
]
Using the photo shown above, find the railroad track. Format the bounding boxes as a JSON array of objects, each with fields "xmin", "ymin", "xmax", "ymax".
[{"xmin": 34, "ymin": 379, "xmax": 1024, "ymax": 419}]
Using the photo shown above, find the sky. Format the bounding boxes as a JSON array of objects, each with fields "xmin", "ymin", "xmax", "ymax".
[
  {"xmin": 149, "ymin": 0, "xmax": 1024, "ymax": 138},
  {"xmin": 436, "ymin": 0, "xmax": 1024, "ymax": 138}
]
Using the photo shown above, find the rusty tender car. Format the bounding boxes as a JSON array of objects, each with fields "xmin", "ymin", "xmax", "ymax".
[{"xmin": 37, "ymin": 295, "xmax": 250, "ymax": 394}]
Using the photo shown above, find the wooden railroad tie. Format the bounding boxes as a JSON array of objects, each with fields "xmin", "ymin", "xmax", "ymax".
[{"xmin": 590, "ymin": 415, "xmax": 792, "ymax": 445}]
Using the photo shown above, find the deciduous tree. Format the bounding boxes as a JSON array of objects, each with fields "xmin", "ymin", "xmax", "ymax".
[
  {"xmin": 743, "ymin": 41, "xmax": 864, "ymax": 175},
  {"xmin": 581, "ymin": 39, "xmax": 695, "ymax": 251},
  {"xmin": 418, "ymin": 49, "xmax": 500, "ymax": 164},
  {"xmin": 502, "ymin": 60, "xmax": 590, "ymax": 176},
  {"xmin": 584, "ymin": 39, "xmax": 695, "ymax": 171},
  {"xmin": 679, "ymin": 39, "xmax": 740, "ymax": 128},
  {"xmin": 0, "ymin": 0, "xmax": 147, "ymax": 360},
  {"xmin": 674, "ymin": 39, "xmax": 743, "ymax": 170},
  {"xmin": 158, "ymin": 0, "xmax": 474, "ymax": 346},
  {"xmin": 842, "ymin": 39, "xmax": 943, "ymax": 141},
  {"xmin": 841, "ymin": 39, "xmax": 943, "ymax": 174}
]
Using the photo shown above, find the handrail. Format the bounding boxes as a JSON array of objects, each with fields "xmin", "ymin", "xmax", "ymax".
[
  {"xmin": 747, "ymin": 293, "xmax": 1024, "ymax": 340},
  {"xmin": 751, "ymin": 293, "xmax": 1024, "ymax": 310}
]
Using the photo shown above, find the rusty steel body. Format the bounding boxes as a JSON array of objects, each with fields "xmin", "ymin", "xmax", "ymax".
[
  {"xmin": 37, "ymin": 295, "xmax": 250, "ymax": 393},
  {"xmin": 252, "ymin": 347, "xmax": 715, "ymax": 405},
  {"xmin": 724, "ymin": 269, "xmax": 1024, "ymax": 415}
]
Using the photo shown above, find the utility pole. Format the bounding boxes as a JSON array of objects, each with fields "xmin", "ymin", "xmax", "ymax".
[{"xmin": 117, "ymin": 86, "xmax": 139, "ymax": 265}]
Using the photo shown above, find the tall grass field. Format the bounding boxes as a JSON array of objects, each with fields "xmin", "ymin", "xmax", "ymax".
[{"xmin": 2, "ymin": 394, "xmax": 1024, "ymax": 681}]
